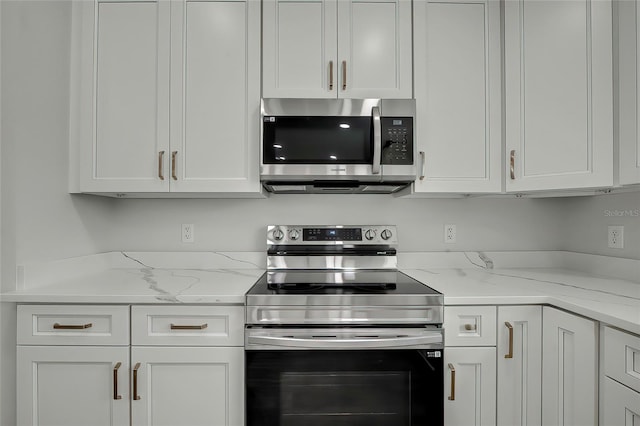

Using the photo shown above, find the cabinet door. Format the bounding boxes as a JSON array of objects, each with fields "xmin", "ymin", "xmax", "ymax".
[
  {"xmin": 444, "ymin": 347, "xmax": 497, "ymax": 426},
  {"xmin": 262, "ymin": 0, "xmax": 338, "ymax": 98},
  {"xmin": 169, "ymin": 0, "xmax": 261, "ymax": 193},
  {"xmin": 337, "ymin": 0, "xmax": 412, "ymax": 99},
  {"xmin": 504, "ymin": 0, "xmax": 613, "ymax": 192},
  {"xmin": 542, "ymin": 306, "xmax": 598, "ymax": 426},
  {"xmin": 17, "ymin": 346, "xmax": 129, "ymax": 426},
  {"xmin": 602, "ymin": 377, "xmax": 640, "ymax": 425},
  {"xmin": 497, "ymin": 306, "xmax": 542, "ymax": 426},
  {"xmin": 131, "ymin": 346, "xmax": 244, "ymax": 426},
  {"xmin": 413, "ymin": 0, "xmax": 501, "ymax": 193},
  {"xmin": 79, "ymin": 0, "xmax": 171, "ymax": 193},
  {"xmin": 618, "ymin": 0, "xmax": 640, "ymax": 185}
]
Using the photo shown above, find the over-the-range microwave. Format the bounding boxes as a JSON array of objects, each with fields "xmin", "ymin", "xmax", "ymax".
[{"xmin": 260, "ymin": 98, "xmax": 416, "ymax": 194}]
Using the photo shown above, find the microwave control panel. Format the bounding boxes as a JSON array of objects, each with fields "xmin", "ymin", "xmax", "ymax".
[{"xmin": 381, "ymin": 117, "xmax": 413, "ymax": 165}]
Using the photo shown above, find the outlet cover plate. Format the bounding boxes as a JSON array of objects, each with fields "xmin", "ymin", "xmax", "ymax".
[{"xmin": 607, "ymin": 225, "xmax": 624, "ymax": 249}]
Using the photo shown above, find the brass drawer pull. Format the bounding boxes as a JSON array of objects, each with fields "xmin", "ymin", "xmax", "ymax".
[
  {"xmin": 504, "ymin": 322, "xmax": 514, "ymax": 359},
  {"xmin": 133, "ymin": 362, "xmax": 141, "ymax": 401},
  {"xmin": 171, "ymin": 151, "xmax": 178, "ymax": 180},
  {"xmin": 53, "ymin": 322, "xmax": 93, "ymax": 330},
  {"xmin": 342, "ymin": 60, "xmax": 347, "ymax": 90},
  {"xmin": 464, "ymin": 323, "xmax": 477, "ymax": 331},
  {"xmin": 170, "ymin": 323, "xmax": 208, "ymax": 330},
  {"xmin": 113, "ymin": 362, "xmax": 122, "ymax": 400},
  {"xmin": 448, "ymin": 363, "xmax": 456, "ymax": 400},
  {"xmin": 158, "ymin": 151, "xmax": 165, "ymax": 180}
]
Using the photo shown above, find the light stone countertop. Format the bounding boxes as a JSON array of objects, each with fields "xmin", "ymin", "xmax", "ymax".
[{"xmin": 2, "ymin": 251, "xmax": 638, "ymax": 334}]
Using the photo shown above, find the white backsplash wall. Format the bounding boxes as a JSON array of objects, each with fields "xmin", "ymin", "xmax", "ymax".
[{"xmin": 559, "ymin": 191, "xmax": 640, "ymax": 260}]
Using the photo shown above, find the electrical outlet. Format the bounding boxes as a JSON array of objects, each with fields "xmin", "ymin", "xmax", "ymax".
[
  {"xmin": 182, "ymin": 224, "xmax": 194, "ymax": 243},
  {"xmin": 608, "ymin": 225, "xmax": 624, "ymax": 249},
  {"xmin": 444, "ymin": 224, "xmax": 456, "ymax": 244}
]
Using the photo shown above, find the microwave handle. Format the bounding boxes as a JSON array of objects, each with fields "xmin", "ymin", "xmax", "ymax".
[{"xmin": 372, "ymin": 106, "xmax": 381, "ymax": 174}]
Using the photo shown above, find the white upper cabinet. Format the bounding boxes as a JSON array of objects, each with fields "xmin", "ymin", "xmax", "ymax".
[
  {"xmin": 618, "ymin": 0, "xmax": 640, "ymax": 185},
  {"xmin": 413, "ymin": 0, "xmax": 501, "ymax": 193},
  {"xmin": 504, "ymin": 0, "xmax": 613, "ymax": 192},
  {"xmin": 71, "ymin": 0, "xmax": 261, "ymax": 195},
  {"xmin": 262, "ymin": 0, "xmax": 412, "ymax": 99}
]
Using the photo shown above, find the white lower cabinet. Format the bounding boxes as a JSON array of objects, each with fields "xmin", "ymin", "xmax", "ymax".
[
  {"xmin": 444, "ymin": 347, "xmax": 497, "ymax": 426},
  {"xmin": 17, "ymin": 346, "xmax": 130, "ymax": 426},
  {"xmin": 130, "ymin": 346, "xmax": 243, "ymax": 426},
  {"xmin": 602, "ymin": 377, "xmax": 640, "ymax": 425},
  {"xmin": 542, "ymin": 306, "xmax": 598, "ymax": 426},
  {"xmin": 496, "ymin": 306, "xmax": 542, "ymax": 426}
]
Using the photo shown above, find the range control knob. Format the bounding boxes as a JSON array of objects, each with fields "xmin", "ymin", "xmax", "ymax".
[
  {"xmin": 288, "ymin": 229, "xmax": 300, "ymax": 241},
  {"xmin": 272, "ymin": 228, "xmax": 284, "ymax": 241},
  {"xmin": 364, "ymin": 229, "xmax": 377, "ymax": 240},
  {"xmin": 381, "ymin": 229, "xmax": 393, "ymax": 240}
]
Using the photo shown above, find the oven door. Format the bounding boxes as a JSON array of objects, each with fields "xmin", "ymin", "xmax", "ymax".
[{"xmin": 245, "ymin": 327, "xmax": 443, "ymax": 426}]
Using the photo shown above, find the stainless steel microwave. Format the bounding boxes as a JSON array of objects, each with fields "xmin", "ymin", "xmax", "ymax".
[{"xmin": 260, "ymin": 98, "xmax": 416, "ymax": 194}]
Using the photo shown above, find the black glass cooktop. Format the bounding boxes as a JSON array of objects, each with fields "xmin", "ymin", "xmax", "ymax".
[{"xmin": 247, "ymin": 270, "xmax": 441, "ymax": 296}]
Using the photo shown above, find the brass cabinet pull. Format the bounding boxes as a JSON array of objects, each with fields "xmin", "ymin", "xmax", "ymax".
[
  {"xmin": 113, "ymin": 362, "xmax": 122, "ymax": 400},
  {"xmin": 510, "ymin": 150, "xmax": 515, "ymax": 180},
  {"xmin": 53, "ymin": 322, "xmax": 92, "ymax": 330},
  {"xmin": 342, "ymin": 60, "xmax": 347, "ymax": 90},
  {"xmin": 171, "ymin": 151, "xmax": 178, "ymax": 181},
  {"xmin": 504, "ymin": 322, "xmax": 514, "ymax": 359},
  {"xmin": 329, "ymin": 61, "xmax": 334, "ymax": 90},
  {"xmin": 464, "ymin": 323, "xmax": 477, "ymax": 331},
  {"xmin": 158, "ymin": 151, "xmax": 165, "ymax": 180},
  {"xmin": 448, "ymin": 363, "xmax": 456, "ymax": 400},
  {"xmin": 133, "ymin": 362, "xmax": 141, "ymax": 401},
  {"xmin": 170, "ymin": 323, "xmax": 208, "ymax": 330},
  {"xmin": 419, "ymin": 151, "xmax": 426, "ymax": 180}
]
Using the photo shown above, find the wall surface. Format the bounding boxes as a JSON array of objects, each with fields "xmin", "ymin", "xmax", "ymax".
[{"xmin": 559, "ymin": 191, "xmax": 640, "ymax": 260}]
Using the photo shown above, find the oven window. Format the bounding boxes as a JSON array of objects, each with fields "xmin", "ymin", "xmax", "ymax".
[
  {"xmin": 263, "ymin": 116, "xmax": 372, "ymax": 164},
  {"xmin": 246, "ymin": 350, "xmax": 443, "ymax": 426}
]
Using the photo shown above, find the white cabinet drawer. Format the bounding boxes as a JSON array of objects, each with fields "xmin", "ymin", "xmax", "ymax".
[
  {"xmin": 131, "ymin": 305, "xmax": 244, "ymax": 346},
  {"xmin": 603, "ymin": 326, "xmax": 640, "ymax": 393},
  {"xmin": 444, "ymin": 306, "xmax": 496, "ymax": 346},
  {"xmin": 17, "ymin": 305, "xmax": 129, "ymax": 346}
]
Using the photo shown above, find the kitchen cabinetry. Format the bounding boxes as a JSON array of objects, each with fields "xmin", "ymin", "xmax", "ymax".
[
  {"xmin": 16, "ymin": 305, "xmax": 131, "ymax": 426},
  {"xmin": 541, "ymin": 306, "xmax": 598, "ymax": 426},
  {"xmin": 262, "ymin": 0, "xmax": 412, "ymax": 99},
  {"xmin": 444, "ymin": 306, "xmax": 497, "ymax": 426},
  {"xmin": 17, "ymin": 305, "xmax": 245, "ymax": 426},
  {"xmin": 601, "ymin": 326, "xmax": 640, "ymax": 424},
  {"xmin": 496, "ymin": 306, "xmax": 542, "ymax": 426},
  {"xmin": 617, "ymin": 0, "xmax": 640, "ymax": 185},
  {"xmin": 70, "ymin": 0, "xmax": 261, "ymax": 195},
  {"xmin": 413, "ymin": 0, "xmax": 501, "ymax": 193},
  {"xmin": 504, "ymin": 0, "xmax": 613, "ymax": 192}
]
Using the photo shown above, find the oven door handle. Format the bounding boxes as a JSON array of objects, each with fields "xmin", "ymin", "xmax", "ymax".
[{"xmin": 246, "ymin": 334, "xmax": 442, "ymax": 349}]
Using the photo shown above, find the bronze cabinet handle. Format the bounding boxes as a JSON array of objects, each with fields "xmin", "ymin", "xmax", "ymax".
[
  {"xmin": 113, "ymin": 362, "xmax": 122, "ymax": 400},
  {"xmin": 133, "ymin": 362, "xmax": 141, "ymax": 401},
  {"xmin": 171, "ymin": 151, "xmax": 178, "ymax": 181},
  {"xmin": 504, "ymin": 322, "xmax": 514, "ymax": 359},
  {"xmin": 329, "ymin": 61, "xmax": 334, "ymax": 91},
  {"xmin": 510, "ymin": 150, "xmax": 516, "ymax": 180},
  {"xmin": 158, "ymin": 151, "xmax": 165, "ymax": 180},
  {"xmin": 419, "ymin": 151, "xmax": 426, "ymax": 180},
  {"xmin": 53, "ymin": 323, "xmax": 92, "ymax": 330},
  {"xmin": 448, "ymin": 363, "xmax": 456, "ymax": 400},
  {"xmin": 342, "ymin": 60, "xmax": 347, "ymax": 90},
  {"xmin": 170, "ymin": 323, "xmax": 208, "ymax": 330}
]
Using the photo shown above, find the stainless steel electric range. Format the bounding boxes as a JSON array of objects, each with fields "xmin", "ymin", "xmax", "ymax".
[{"xmin": 245, "ymin": 225, "xmax": 444, "ymax": 426}]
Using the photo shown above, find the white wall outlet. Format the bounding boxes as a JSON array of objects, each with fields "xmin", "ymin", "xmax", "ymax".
[
  {"xmin": 444, "ymin": 224, "xmax": 457, "ymax": 244},
  {"xmin": 182, "ymin": 224, "xmax": 195, "ymax": 243},
  {"xmin": 607, "ymin": 225, "xmax": 624, "ymax": 249}
]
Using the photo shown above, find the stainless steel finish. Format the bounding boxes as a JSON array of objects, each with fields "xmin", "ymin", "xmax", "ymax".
[
  {"xmin": 246, "ymin": 306, "xmax": 443, "ymax": 325},
  {"xmin": 267, "ymin": 255, "xmax": 397, "ymax": 270},
  {"xmin": 245, "ymin": 327, "xmax": 443, "ymax": 350},
  {"xmin": 262, "ymin": 98, "xmax": 382, "ymax": 117},
  {"xmin": 510, "ymin": 149, "xmax": 516, "ymax": 180},
  {"xmin": 329, "ymin": 60, "xmax": 334, "ymax": 90},
  {"xmin": 372, "ymin": 106, "xmax": 381, "ymax": 174},
  {"xmin": 419, "ymin": 151, "xmax": 426, "ymax": 180},
  {"xmin": 381, "ymin": 229, "xmax": 393, "ymax": 240},
  {"xmin": 267, "ymin": 225, "xmax": 398, "ymax": 246},
  {"xmin": 262, "ymin": 181, "xmax": 411, "ymax": 194}
]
